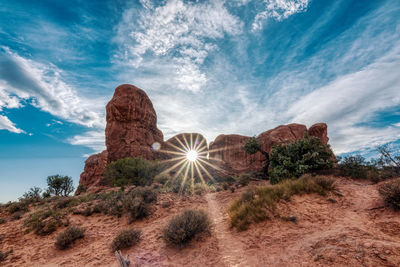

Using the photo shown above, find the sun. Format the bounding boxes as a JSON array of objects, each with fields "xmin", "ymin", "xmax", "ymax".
[{"xmin": 186, "ymin": 149, "xmax": 198, "ymax": 162}]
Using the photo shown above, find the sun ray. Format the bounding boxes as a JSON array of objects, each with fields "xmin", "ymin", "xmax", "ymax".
[
  {"xmin": 159, "ymin": 158, "xmax": 187, "ymax": 176},
  {"xmin": 193, "ymin": 161, "xmax": 206, "ymax": 184},
  {"xmin": 165, "ymin": 141, "xmax": 187, "ymax": 154},
  {"xmin": 179, "ymin": 162, "xmax": 191, "ymax": 194},
  {"xmin": 157, "ymin": 149, "xmax": 185, "ymax": 157},
  {"xmin": 182, "ymin": 134, "xmax": 191, "ymax": 151},
  {"xmin": 174, "ymin": 135, "xmax": 189, "ymax": 152},
  {"xmin": 195, "ymin": 159, "xmax": 217, "ymax": 182},
  {"xmin": 158, "ymin": 155, "xmax": 187, "ymax": 164}
]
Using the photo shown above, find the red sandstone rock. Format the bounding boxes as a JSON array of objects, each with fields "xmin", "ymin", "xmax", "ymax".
[
  {"xmin": 76, "ymin": 150, "xmax": 108, "ymax": 194},
  {"xmin": 209, "ymin": 123, "xmax": 329, "ymax": 175},
  {"xmin": 105, "ymin": 84, "xmax": 163, "ymax": 163},
  {"xmin": 209, "ymin": 134, "xmax": 265, "ymax": 174},
  {"xmin": 309, "ymin": 123, "xmax": 329, "ymax": 144}
]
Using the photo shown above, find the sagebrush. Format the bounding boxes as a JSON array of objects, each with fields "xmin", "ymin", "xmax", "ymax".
[
  {"xmin": 55, "ymin": 226, "xmax": 85, "ymax": 250},
  {"xmin": 111, "ymin": 229, "xmax": 141, "ymax": 251}
]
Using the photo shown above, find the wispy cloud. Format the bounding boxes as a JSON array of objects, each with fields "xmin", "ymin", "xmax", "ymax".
[
  {"xmin": 115, "ymin": 0, "xmax": 242, "ymax": 92},
  {"xmin": 0, "ymin": 114, "xmax": 25, "ymax": 133},
  {"xmin": 252, "ymin": 0, "xmax": 310, "ymax": 31},
  {"xmin": 0, "ymin": 47, "xmax": 105, "ymax": 134}
]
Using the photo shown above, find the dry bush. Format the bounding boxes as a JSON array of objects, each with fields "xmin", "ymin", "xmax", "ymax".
[
  {"xmin": 24, "ymin": 209, "xmax": 67, "ymax": 236},
  {"xmin": 163, "ymin": 209, "xmax": 211, "ymax": 247},
  {"xmin": 0, "ymin": 218, "xmax": 6, "ymax": 224},
  {"xmin": 55, "ymin": 226, "xmax": 85, "ymax": 250},
  {"xmin": 379, "ymin": 178, "xmax": 400, "ymax": 210},
  {"xmin": 111, "ymin": 229, "xmax": 141, "ymax": 251},
  {"xmin": 228, "ymin": 175, "xmax": 336, "ymax": 231}
]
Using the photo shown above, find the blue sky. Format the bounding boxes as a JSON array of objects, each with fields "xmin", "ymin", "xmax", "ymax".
[{"xmin": 1, "ymin": 0, "xmax": 399, "ymax": 202}]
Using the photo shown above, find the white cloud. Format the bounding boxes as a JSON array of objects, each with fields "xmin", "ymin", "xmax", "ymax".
[
  {"xmin": 252, "ymin": 0, "xmax": 310, "ymax": 31},
  {"xmin": 0, "ymin": 47, "xmax": 106, "ymax": 134},
  {"xmin": 0, "ymin": 114, "xmax": 25, "ymax": 133},
  {"xmin": 115, "ymin": 0, "xmax": 242, "ymax": 92},
  {"xmin": 68, "ymin": 130, "xmax": 106, "ymax": 153}
]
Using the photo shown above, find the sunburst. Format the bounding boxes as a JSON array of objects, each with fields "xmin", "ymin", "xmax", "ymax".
[{"xmin": 153, "ymin": 133, "xmax": 228, "ymax": 193}]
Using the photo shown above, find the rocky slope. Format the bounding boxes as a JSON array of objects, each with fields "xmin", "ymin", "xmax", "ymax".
[{"xmin": 1, "ymin": 177, "xmax": 399, "ymax": 266}]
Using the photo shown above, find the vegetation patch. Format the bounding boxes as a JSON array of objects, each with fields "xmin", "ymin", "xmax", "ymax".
[
  {"xmin": 379, "ymin": 178, "xmax": 400, "ymax": 210},
  {"xmin": 24, "ymin": 208, "xmax": 67, "ymax": 236},
  {"xmin": 163, "ymin": 209, "xmax": 211, "ymax": 247},
  {"xmin": 111, "ymin": 229, "xmax": 141, "ymax": 251},
  {"xmin": 228, "ymin": 175, "xmax": 336, "ymax": 231},
  {"xmin": 269, "ymin": 136, "xmax": 335, "ymax": 184},
  {"xmin": 0, "ymin": 250, "xmax": 11, "ymax": 262},
  {"xmin": 55, "ymin": 226, "xmax": 85, "ymax": 250},
  {"xmin": 104, "ymin": 157, "xmax": 161, "ymax": 187}
]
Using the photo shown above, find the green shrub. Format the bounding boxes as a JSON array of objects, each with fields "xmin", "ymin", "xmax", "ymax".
[
  {"xmin": 7, "ymin": 201, "xmax": 28, "ymax": 214},
  {"xmin": 163, "ymin": 209, "xmax": 211, "ymax": 247},
  {"xmin": 194, "ymin": 183, "xmax": 214, "ymax": 195},
  {"xmin": 379, "ymin": 178, "xmax": 400, "ymax": 210},
  {"xmin": 338, "ymin": 155, "xmax": 370, "ymax": 179},
  {"xmin": 21, "ymin": 187, "xmax": 42, "ymax": 203},
  {"xmin": 164, "ymin": 175, "xmax": 193, "ymax": 195},
  {"xmin": 24, "ymin": 209, "xmax": 66, "ymax": 236},
  {"xmin": 11, "ymin": 211, "xmax": 23, "ymax": 221},
  {"xmin": 47, "ymin": 175, "xmax": 74, "ymax": 196},
  {"xmin": 128, "ymin": 186, "xmax": 157, "ymax": 203},
  {"xmin": 111, "ymin": 229, "xmax": 141, "ymax": 251},
  {"xmin": 228, "ymin": 175, "xmax": 336, "ymax": 231},
  {"xmin": 104, "ymin": 157, "xmax": 161, "ymax": 187},
  {"xmin": 236, "ymin": 173, "xmax": 252, "ymax": 186},
  {"xmin": 269, "ymin": 135, "xmax": 335, "ymax": 184},
  {"xmin": 0, "ymin": 218, "xmax": 5, "ymax": 224},
  {"xmin": 124, "ymin": 197, "xmax": 150, "ymax": 223},
  {"xmin": 55, "ymin": 226, "xmax": 85, "ymax": 250},
  {"xmin": 154, "ymin": 173, "xmax": 171, "ymax": 185}
]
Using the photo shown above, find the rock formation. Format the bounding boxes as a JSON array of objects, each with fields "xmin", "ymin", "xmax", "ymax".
[
  {"xmin": 209, "ymin": 123, "xmax": 329, "ymax": 175},
  {"xmin": 76, "ymin": 150, "xmax": 108, "ymax": 194},
  {"xmin": 77, "ymin": 83, "xmax": 332, "ymax": 193},
  {"xmin": 105, "ymin": 84, "xmax": 163, "ymax": 163}
]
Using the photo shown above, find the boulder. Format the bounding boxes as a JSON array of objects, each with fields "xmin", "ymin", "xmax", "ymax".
[
  {"xmin": 105, "ymin": 84, "xmax": 163, "ymax": 163},
  {"xmin": 309, "ymin": 123, "xmax": 329, "ymax": 144},
  {"xmin": 76, "ymin": 150, "xmax": 108, "ymax": 194}
]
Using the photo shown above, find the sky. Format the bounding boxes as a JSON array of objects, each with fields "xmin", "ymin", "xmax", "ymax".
[{"xmin": 0, "ymin": 0, "xmax": 399, "ymax": 202}]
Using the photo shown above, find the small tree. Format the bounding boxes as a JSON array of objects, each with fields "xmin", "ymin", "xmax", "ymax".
[
  {"xmin": 47, "ymin": 175, "xmax": 74, "ymax": 197},
  {"xmin": 21, "ymin": 186, "xmax": 42, "ymax": 202},
  {"xmin": 378, "ymin": 144, "xmax": 400, "ymax": 172},
  {"xmin": 243, "ymin": 137, "xmax": 269, "ymax": 175}
]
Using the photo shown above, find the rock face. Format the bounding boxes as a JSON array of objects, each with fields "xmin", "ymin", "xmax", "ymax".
[
  {"xmin": 105, "ymin": 84, "xmax": 163, "ymax": 163},
  {"xmin": 77, "ymin": 83, "xmax": 333, "ymax": 193},
  {"xmin": 77, "ymin": 150, "xmax": 108, "ymax": 194},
  {"xmin": 209, "ymin": 134, "xmax": 264, "ymax": 174},
  {"xmin": 209, "ymin": 123, "xmax": 329, "ymax": 175}
]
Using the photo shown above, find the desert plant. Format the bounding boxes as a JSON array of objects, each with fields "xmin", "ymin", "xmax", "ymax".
[
  {"xmin": 236, "ymin": 173, "xmax": 252, "ymax": 186},
  {"xmin": 338, "ymin": 155, "xmax": 370, "ymax": 179},
  {"xmin": 6, "ymin": 201, "xmax": 28, "ymax": 214},
  {"xmin": 11, "ymin": 211, "xmax": 23, "ymax": 221},
  {"xmin": 164, "ymin": 174, "xmax": 193, "ymax": 195},
  {"xmin": 24, "ymin": 208, "xmax": 66, "ymax": 236},
  {"xmin": 111, "ymin": 229, "xmax": 141, "ymax": 251},
  {"xmin": 47, "ymin": 175, "xmax": 74, "ymax": 196},
  {"xmin": 0, "ymin": 218, "xmax": 5, "ymax": 224},
  {"xmin": 154, "ymin": 173, "xmax": 171, "ymax": 185},
  {"xmin": 379, "ymin": 178, "xmax": 400, "ymax": 210},
  {"xmin": 163, "ymin": 209, "xmax": 211, "ymax": 247},
  {"xmin": 124, "ymin": 197, "xmax": 150, "ymax": 223},
  {"xmin": 0, "ymin": 250, "xmax": 11, "ymax": 262},
  {"xmin": 21, "ymin": 187, "xmax": 42, "ymax": 203},
  {"xmin": 228, "ymin": 175, "xmax": 336, "ymax": 231},
  {"xmin": 55, "ymin": 226, "xmax": 85, "ymax": 250},
  {"xmin": 269, "ymin": 135, "xmax": 335, "ymax": 184},
  {"xmin": 104, "ymin": 157, "xmax": 161, "ymax": 187}
]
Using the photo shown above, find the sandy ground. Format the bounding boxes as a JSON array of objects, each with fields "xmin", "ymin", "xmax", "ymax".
[{"xmin": 1, "ymin": 177, "xmax": 399, "ymax": 266}]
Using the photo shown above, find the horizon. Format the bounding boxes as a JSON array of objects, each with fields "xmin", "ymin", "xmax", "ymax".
[{"xmin": 1, "ymin": 0, "xmax": 400, "ymax": 203}]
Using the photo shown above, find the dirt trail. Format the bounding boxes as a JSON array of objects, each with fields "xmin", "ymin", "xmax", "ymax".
[{"xmin": 205, "ymin": 193, "xmax": 256, "ymax": 267}]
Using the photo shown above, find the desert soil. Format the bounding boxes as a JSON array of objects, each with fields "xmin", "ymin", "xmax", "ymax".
[{"xmin": 1, "ymin": 177, "xmax": 400, "ymax": 266}]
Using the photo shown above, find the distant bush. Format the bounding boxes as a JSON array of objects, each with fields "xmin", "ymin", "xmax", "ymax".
[
  {"xmin": 11, "ymin": 211, "xmax": 23, "ymax": 221},
  {"xmin": 0, "ymin": 218, "xmax": 6, "ymax": 224},
  {"xmin": 154, "ymin": 173, "xmax": 171, "ymax": 185},
  {"xmin": 379, "ymin": 178, "xmax": 400, "ymax": 210},
  {"xmin": 164, "ymin": 175, "xmax": 193, "ymax": 195},
  {"xmin": 269, "ymin": 135, "xmax": 335, "ymax": 184},
  {"xmin": 53, "ymin": 197, "xmax": 79, "ymax": 210},
  {"xmin": 6, "ymin": 201, "xmax": 28, "ymax": 214},
  {"xmin": 194, "ymin": 183, "xmax": 215, "ymax": 195},
  {"xmin": 338, "ymin": 155, "xmax": 370, "ymax": 179},
  {"xmin": 47, "ymin": 175, "xmax": 74, "ymax": 197},
  {"xmin": 163, "ymin": 209, "xmax": 211, "ymax": 247},
  {"xmin": 0, "ymin": 250, "xmax": 11, "ymax": 262},
  {"xmin": 55, "ymin": 226, "xmax": 85, "ymax": 250},
  {"xmin": 236, "ymin": 173, "xmax": 252, "ymax": 186},
  {"xmin": 228, "ymin": 175, "xmax": 336, "ymax": 231},
  {"xmin": 111, "ymin": 229, "xmax": 141, "ymax": 251},
  {"xmin": 104, "ymin": 157, "xmax": 161, "ymax": 187},
  {"xmin": 21, "ymin": 187, "xmax": 42, "ymax": 203},
  {"xmin": 24, "ymin": 208, "xmax": 66, "ymax": 236}
]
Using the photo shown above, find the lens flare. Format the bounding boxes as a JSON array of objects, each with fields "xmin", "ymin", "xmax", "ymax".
[{"xmin": 186, "ymin": 150, "xmax": 198, "ymax": 162}]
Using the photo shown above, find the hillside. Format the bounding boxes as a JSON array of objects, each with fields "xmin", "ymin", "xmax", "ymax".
[{"xmin": 1, "ymin": 176, "xmax": 399, "ymax": 266}]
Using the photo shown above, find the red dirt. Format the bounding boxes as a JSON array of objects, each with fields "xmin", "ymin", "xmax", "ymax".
[{"xmin": 1, "ymin": 177, "xmax": 399, "ymax": 266}]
